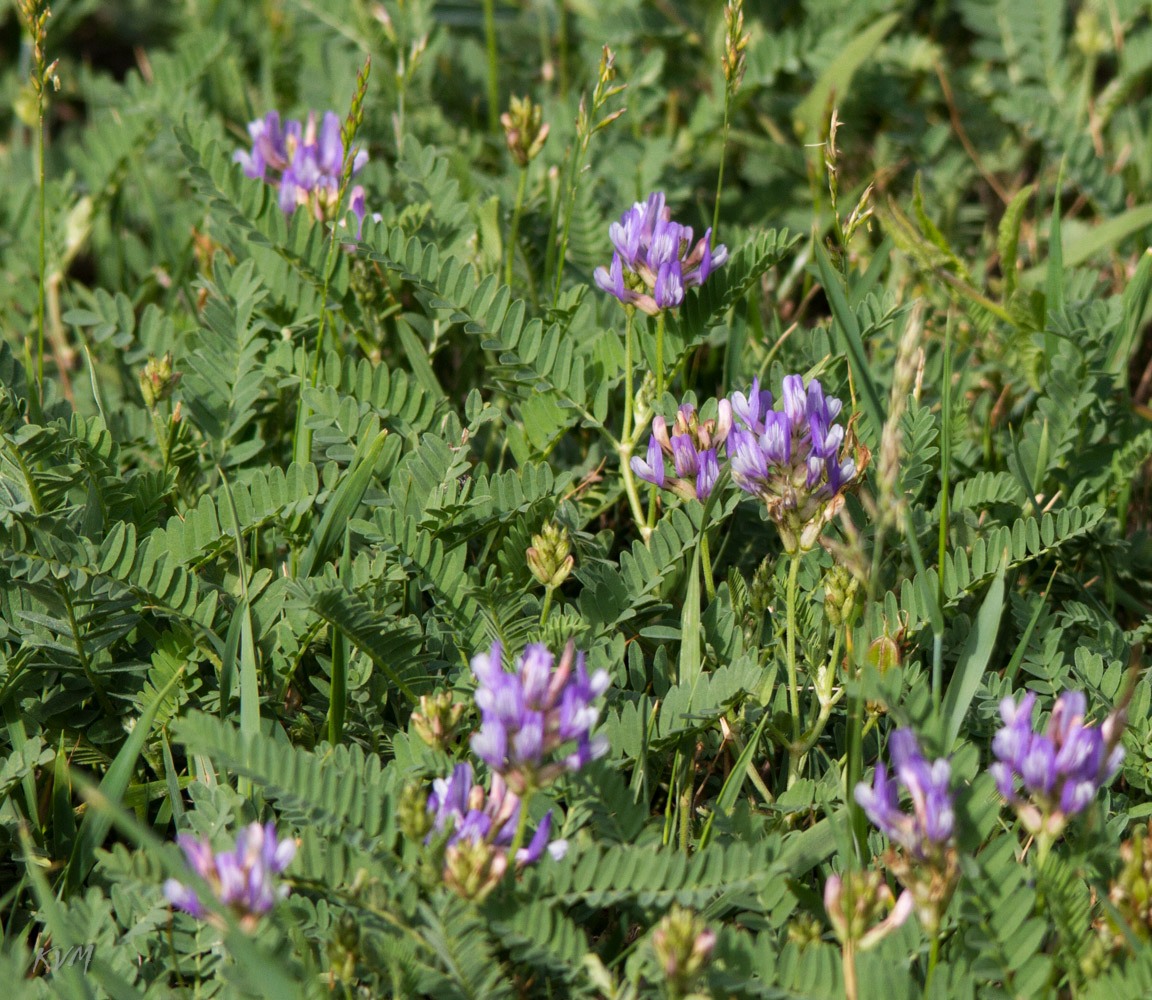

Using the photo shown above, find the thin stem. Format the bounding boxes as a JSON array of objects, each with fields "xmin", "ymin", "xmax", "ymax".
[
  {"xmin": 785, "ymin": 552, "xmax": 803, "ymax": 788},
  {"xmin": 655, "ymin": 312, "xmax": 667, "ymax": 401},
  {"xmin": 843, "ymin": 939, "xmax": 859, "ymax": 1000},
  {"xmin": 36, "ymin": 75, "xmax": 46, "ymax": 405},
  {"xmin": 700, "ymin": 528, "xmax": 716, "ymax": 602},
  {"xmin": 622, "ymin": 309, "xmax": 636, "ymax": 443},
  {"xmin": 678, "ymin": 752, "xmax": 693, "ymax": 853},
  {"xmin": 505, "ymin": 166, "xmax": 528, "ymax": 288},
  {"xmin": 619, "ymin": 444, "xmax": 650, "ymax": 541},
  {"xmin": 934, "ymin": 313, "xmax": 953, "ymax": 706},
  {"xmin": 539, "ymin": 585, "xmax": 554, "ymax": 626},
  {"xmin": 483, "ymin": 0, "xmax": 499, "ymax": 133},
  {"xmin": 794, "ymin": 627, "xmax": 846, "ymax": 770},
  {"xmin": 291, "ymin": 59, "xmax": 371, "ymax": 478},
  {"xmin": 506, "ymin": 790, "xmax": 532, "ymax": 879},
  {"xmin": 645, "ymin": 482, "xmax": 658, "ymax": 535},
  {"xmin": 618, "ymin": 309, "xmax": 653, "ymax": 537},
  {"xmin": 712, "ymin": 90, "xmax": 731, "ymax": 238},
  {"xmin": 556, "ymin": 0, "xmax": 569, "ymax": 99},
  {"xmin": 924, "ymin": 928, "xmax": 940, "ymax": 997},
  {"xmin": 662, "ymin": 750, "xmax": 679, "ymax": 847}
]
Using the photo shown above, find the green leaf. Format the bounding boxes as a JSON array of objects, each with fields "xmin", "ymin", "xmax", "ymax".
[
  {"xmin": 997, "ymin": 184, "xmax": 1034, "ymax": 301},
  {"xmin": 814, "ymin": 243, "xmax": 885, "ymax": 440},
  {"xmin": 65, "ymin": 666, "xmax": 185, "ymax": 891},
  {"xmin": 941, "ymin": 557, "xmax": 1006, "ymax": 750},
  {"xmin": 794, "ymin": 14, "xmax": 901, "ymax": 138},
  {"xmin": 298, "ymin": 426, "xmax": 389, "ymax": 578},
  {"xmin": 1063, "ymin": 202, "xmax": 1152, "ymax": 268}
]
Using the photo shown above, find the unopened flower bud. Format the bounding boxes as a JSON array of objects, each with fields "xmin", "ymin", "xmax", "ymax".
[
  {"xmin": 885, "ymin": 845, "xmax": 959, "ymax": 935},
  {"xmin": 501, "ymin": 95, "xmax": 550, "ymax": 168},
  {"xmin": 723, "ymin": 0, "xmax": 750, "ymax": 93},
  {"xmin": 823, "ymin": 566, "xmax": 856, "ymax": 627},
  {"xmin": 867, "ymin": 632, "xmax": 902, "ymax": 674},
  {"xmin": 327, "ymin": 911, "xmax": 361, "ymax": 983},
  {"xmin": 1074, "ymin": 8, "xmax": 1110, "ymax": 57},
  {"xmin": 787, "ymin": 912, "xmax": 822, "ymax": 949},
  {"xmin": 527, "ymin": 522, "xmax": 574, "ymax": 588},
  {"xmin": 652, "ymin": 905, "xmax": 716, "ymax": 994},
  {"xmin": 411, "ymin": 690, "xmax": 464, "ymax": 751},
  {"xmin": 824, "ymin": 870, "xmax": 913, "ymax": 951},
  {"xmin": 398, "ymin": 781, "xmax": 433, "ymax": 842},
  {"xmin": 1107, "ymin": 820, "xmax": 1152, "ymax": 944},
  {"xmin": 443, "ymin": 839, "xmax": 507, "ymax": 900},
  {"xmin": 139, "ymin": 353, "xmax": 181, "ymax": 409}
]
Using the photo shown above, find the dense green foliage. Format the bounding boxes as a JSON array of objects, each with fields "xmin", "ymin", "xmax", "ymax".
[{"xmin": 2, "ymin": 0, "xmax": 1152, "ymax": 996}]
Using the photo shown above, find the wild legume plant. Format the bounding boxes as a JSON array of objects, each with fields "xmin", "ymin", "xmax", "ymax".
[{"xmin": 3, "ymin": 1, "xmax": 1152, "ymax": 997}]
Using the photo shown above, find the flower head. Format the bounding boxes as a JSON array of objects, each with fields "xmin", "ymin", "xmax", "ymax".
[
  {"xmin": 631, "ymin": 399, "xmax": 732, "ymax": 502},
  {"xmin": 729, "ymin": 374, "xmax": 863, "ymax": 552},
  {"xmin": 235, "ymin": 110, "xmax": 376, "ymax": 236},
  {"xmin": 470, "ymin": 640, "xmax": 609, "ymax": 793},
  {"xmin": 594, "ymin": 191, "xmax": 728, "ymax": 315},
  {"xmin": 990, "ymin": 689, "xmax": 1125, "ymax": 838},
  {"xmin": 427, "ymin": 762, "xmax": 564, "ymax": 899},
  {"xmin": 855, "ymin": 729, "xmax": 954, "ymax": 861},
  {"xmin": 855, "ymin": 729, "xmax": 960, "ymax": 932},
  {"xmin": 824, "ymin": 869, "xmax": 914, "ymax": 951},
  {"xmin": 652, "ymin": 905, "xmax": 717, "ymax": 995},
  {"xmin": 163, "ymin": 821, "xmax": 296, "ymax": 930}
]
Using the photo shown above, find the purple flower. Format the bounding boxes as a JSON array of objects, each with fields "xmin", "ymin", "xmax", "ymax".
[
  {"xmin": 731, "ymin": 377, "xmax": 774, "ymax": 435},
  {"xmin": 991, "ymin": 690, "xmax": 1125, "ymax": 837},
  {"xmin": 635, "ymin": 399, "xmax": 732, "ymax": 503},
  {"xmin": 427, "ymin": 762, "xmax": 565, "ymax": 898},
  {"xmin": 728, "ymin": 374, "xmax": 859, "ymax": 552},
  {"xmin": 470, "ymin": 641, "xmax": 609, "ymax": 792},
  {"xmin": 631, "ymin": 435, "xmax": 666, "ymax": 488},
  {"xmin": 163, "ymin": 821, "xmax": 296, "ymax": 929},
  {"xmin": 234, "ymin": 110, "xmax": 373, "ymax": 230},
  {"xmin": 594, "ymin": 191, "xmax": 727, "ymax": 315},
  {"xmin": 855, "ymin": 729, "xmax": 954, "ymax": 861}
]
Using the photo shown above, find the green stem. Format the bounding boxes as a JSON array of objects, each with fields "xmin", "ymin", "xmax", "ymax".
[
  {"xmin": 483, "ymin": 0, "xmax": 499, "ymax": 133},
  {"xmin": 622, "ymin": 309, "xmax": 636, "ymax": 443},
  {"xmin": 678, "ymin": 752, "xmax": 693, "ymax": 853},
  {"xmin": 506, "ymin": 789, "xmax": 532, "ymax": 878},
  {"xmin": 934, "ymin": 314, "xmax": 953, "ymax": 706},
  {"xmin": 794, "ymin": 628, "xmax": 846, "ymax": 768},
  {"xmin": 923, "ymin": 928, "xmax": 940, "ymax": 997},
  {"xmin": 843, "ymin": 938, "xmax": 859, "ymax": 1000},
  {"xmin": 655, "ymin": 311, "xmax": 667, "ymax": 401},
  {"xmin": 539, "ymin": 585, "xmax": 554, "ymax": 626},
  {"xmin": 618, "ymin": 310, "xmax": 653, "ymax": 537},
  {"xmin": 557, "ymin": 0, "xmax": 569, "ymax": 99},
  {"xmin": 662, "ymin": 750, "xmax": 680, "ymax": 847},
  {"xmin": 700, "ymin": 528, "xmax": 716, "ymax": 602},
  {"xmin": 712, "ymin": 89, "xmax": 731, "ymax": 238},
  {"xmin": 785, "ymin": 552, "xmax": 803, "ymax": 788},
  {"xmin": 505, "ymin": 166, "xmax": 528, "ymax": 289},
  {"xmin": 845, "ymin": 683, "xmax": 866, "ymax": 858},
  {"xmin": 620, "ymin": 443, "xmax": 649, "ymax": 541},
  {"xmin": 36, "ymin": 77, "xmax": 46, "ymax": 406},
  {"xmin": 291, "ymin": 60, "xmax": 370, "ymax": 481}
]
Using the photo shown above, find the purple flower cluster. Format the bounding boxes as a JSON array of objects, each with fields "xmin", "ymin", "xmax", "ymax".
[
  {"xmin": 855, "ymin": 729, "xmax": 954, "ymax": 861},
  {"xmin": 594, "ymin": 192, "xmax": 728, "ymax": 315},
  {"xmin": 428, "ymin": 762, "xmax": 562, "ymax": 866},
  {"xmin": 234, "ymin": 111, "xmax": 376, "ymax": 235},
  {"xmin": 990, "ymin": 690, "xmax": 1125, "ymax": 837},
  {"xmin": 631, "ymin": 399, "xmax": 733, "ymax": 502},
  {"xmin": 163, "ymin": 821, "xmax": 296, "ymax": 929},
  {"xmin": 470, "ymin": 640, "xmax": 610, "ymax": 793},
  {"xmin": 728, "ymin": 375, "xmax": 859, "ymax": 552}
]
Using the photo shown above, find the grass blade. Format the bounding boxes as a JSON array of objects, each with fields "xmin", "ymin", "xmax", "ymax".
[{"xmin": 941, "ymin": 558, "xmax": 1006, "ymax": 750}]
